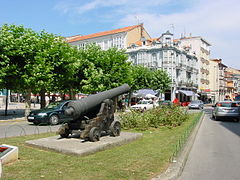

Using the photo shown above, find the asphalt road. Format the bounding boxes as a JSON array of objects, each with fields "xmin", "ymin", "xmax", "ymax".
[
  {"xmin": 179, "ymin": 107, "xmax": 240, "ymax": 180},
  {"xmin": 0, "ymin": 120, "xmax": 61, "ymax": 138}
]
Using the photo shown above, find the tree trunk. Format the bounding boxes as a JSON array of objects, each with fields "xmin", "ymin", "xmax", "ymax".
[
  {"xmin": 24, "ymin": 90, "xmax": 31, "ymax": 118},
  {"xmin": 60, "ymin": 93, "xmax": 65, "ymax": 100},
  {"xmin": 4, "ymin": 89, "xmax": 9, "ymax": 116},
  {"xmin": 128, "ymin": 91, "xmax": 132, "ymax": 107},
  {"xmin": 40, "ymin": 89, "xmax": 46, "ymax": 109},
  {"xmin": 69, "ymin": 88, "xmax": 76, "ymax": 100}
]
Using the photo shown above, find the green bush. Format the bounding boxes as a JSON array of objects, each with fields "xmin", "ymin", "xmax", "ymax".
[{"xmin": 121, "ymin": 105, "xmax": 189, "ymax": 130}]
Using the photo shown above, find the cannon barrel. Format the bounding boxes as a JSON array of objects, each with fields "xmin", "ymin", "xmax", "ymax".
[{"xmin": 65, "ymin": 84, "xmax": 130, "ymax": 120}]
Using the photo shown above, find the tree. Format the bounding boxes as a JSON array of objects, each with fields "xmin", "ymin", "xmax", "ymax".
[
  {"xmin": 129, "ymin": 65, "xmax": 153, "ymax": 91},
  {"xmin": 35, "ymin": 31, "xmax": 81, "ymax": 104},
  {"xmin": 0, "ymin": 24, "xmax": 41, "ymax": 115},
  {"xmin": 0, "ymin": 24, "xmax": 80, "ymax": 113},
  {"xmin": 78, "ymin": 45, "xmax": 132, "ymax": 94},
  {"xmin": 150, "ymin": 69, "xmax": 171, "ymax": 93}
]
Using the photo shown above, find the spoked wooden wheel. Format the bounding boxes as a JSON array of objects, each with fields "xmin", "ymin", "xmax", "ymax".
[
  {"xmin": 89, "ymin": 127, "xmax": 101, "ymax": 142},
  {"xmin": 110, "ymin": 121, "xmax": 121, "ymax": 137}
]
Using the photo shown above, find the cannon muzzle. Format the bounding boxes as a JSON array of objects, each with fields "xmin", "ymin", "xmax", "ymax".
[{"xmin": 65, "ymin": 84, "xmax": 130, "ymax": 120}]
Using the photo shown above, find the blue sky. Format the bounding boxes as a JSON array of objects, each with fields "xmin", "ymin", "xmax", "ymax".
[{"xmin": 1, "ymin": 0, "xmax": 240, "ymax": 69}]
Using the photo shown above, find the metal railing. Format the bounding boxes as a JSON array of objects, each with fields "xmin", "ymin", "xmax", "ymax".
[{"xmin": 169, "ymin": 111, "xmax": 203, "ymax": 163}]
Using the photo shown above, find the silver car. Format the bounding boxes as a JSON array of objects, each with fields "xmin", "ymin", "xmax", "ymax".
[
  {"xmin": 212, "ymin": 101, "xmax": 240, "ymax": 121},
  {"xmin": 188, "ymin": 100, "xmax": 204, "ymax": 109}
]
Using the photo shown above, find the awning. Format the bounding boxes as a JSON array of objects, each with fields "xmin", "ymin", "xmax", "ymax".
[{"xmin": 178, "ymin": 90, "xmax": 199, "ymax": 97}]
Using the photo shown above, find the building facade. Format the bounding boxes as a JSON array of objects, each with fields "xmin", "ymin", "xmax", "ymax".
[
  {"xmin": 209, "ymin": 60, "xmax": 220, "ymax": 103},
  {"xmin": 126, "ymin": 31, "xmax": 199, "ymax": 102},
  {"xmin": 224, "ymin": 66, "xmax": 240, "ymax": 100},
  {"xmin": 66, "ymin": 24, "xmax": 151, "ymax": 50},
  {"xmin": 177, "ymin": 36, "xmax": 211, "ymax": 102},
  {"xmin": 66, "ymin": 24, "xmax": 240, "ymax": 103},
  {"xmin": 210, "ymin": 59, "xmax": 227, "ymax": 102}
]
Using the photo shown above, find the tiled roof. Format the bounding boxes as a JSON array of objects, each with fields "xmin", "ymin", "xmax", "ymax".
[
  {"xmin": 67, "ymin": 24, "xmax": 142, "ymax": 43},
  {"xmin": 132, "ymin": 38, "xmax": 160, "ymax": 47}
]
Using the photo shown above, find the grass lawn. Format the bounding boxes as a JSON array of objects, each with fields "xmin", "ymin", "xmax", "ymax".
[{"xmin": 1, "ymin": 112, "xmax": 202, "ymax": 180}]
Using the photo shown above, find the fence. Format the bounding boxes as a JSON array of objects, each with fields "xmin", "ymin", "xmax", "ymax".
[
  {"xmin": 1, "ymin": 123, "xmax": 61, "ymax": 139},
  {"xmin": 169, "ymin": 111, "xmax": 203, "ymax": 163}
]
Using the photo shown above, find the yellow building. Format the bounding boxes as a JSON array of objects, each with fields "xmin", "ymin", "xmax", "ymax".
[
  {"xmin": 224, "ymin": 66, "xmax": 240, "ymax": 100},
  {"xmin": 66, "ymin": 24, "xmax": 151, "ymax": 50}
]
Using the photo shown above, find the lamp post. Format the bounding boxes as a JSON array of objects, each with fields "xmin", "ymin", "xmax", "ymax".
[{"xmin": 170, "ymin": 51, "xmax": 175, "ymax": 102}]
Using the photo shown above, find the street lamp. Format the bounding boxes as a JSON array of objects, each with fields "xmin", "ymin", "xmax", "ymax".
[{"xmin": 170, "ymin": 51, "xmax": 175, "ymax": 102}]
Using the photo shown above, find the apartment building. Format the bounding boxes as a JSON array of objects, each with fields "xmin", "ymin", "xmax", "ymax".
[
  {"xmin": 66, "ymin": 25, "xmax": 223, "ymax": 103},
  {"xmin": 209, "ymin": 60, "xmax": 219, "ymax": 102},
  {"xmin": 210, "ymin": 59, "xmax": 227, "ymax": 101},
  {"xmin": 66, "ymin": 24, "xmax": 151, "ymax": 50},
  {"xmin": 224, "ymin": 66, "xmax": 240, "ymax": 100},
  {"xmin": 126, "ymin": 31, "xmax": 199, "ymax": 102},
  {"xmin": 178, "ymin": 36, "xmax": 211, "ymax": 102}
]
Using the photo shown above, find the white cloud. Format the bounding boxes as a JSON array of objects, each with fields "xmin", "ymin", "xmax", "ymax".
[
  {"xmin": 55, "ymin": 0, "xmax": 240, "ymax": 68},
  {"xmin": 55, "ymin": 0, "xmax": 173, "ymax": 15},
  {"xmin": 117, "ymin": 0, "xmax": 240, "ymax": 68}
]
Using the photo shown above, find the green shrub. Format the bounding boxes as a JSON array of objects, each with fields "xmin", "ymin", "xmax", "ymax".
[{"xmin": 120, "ymin": 105, "xmax": 189, "ymax": 130}]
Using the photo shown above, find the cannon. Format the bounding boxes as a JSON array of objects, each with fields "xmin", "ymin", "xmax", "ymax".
[{"xmin": 57, "ymin": 84, "xmax": 131, "ymax": 141}]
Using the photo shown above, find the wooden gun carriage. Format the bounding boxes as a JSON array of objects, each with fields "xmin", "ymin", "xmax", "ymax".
[{"xmin": 57, "ymin": 84, "xmax": 130, "ymax": 142}]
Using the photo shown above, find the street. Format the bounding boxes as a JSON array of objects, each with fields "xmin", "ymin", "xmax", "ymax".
[
  {"xmin": 0, "ymin": 103, "xmax": 62, "ymax": 138},
  {"xmin": 179, "ymin": 107, "xmax": 240, "ymax": 180},
  {"xmin": 0, "ymin": 120, "xmax": 61, "ymax": 138},
  {"xmin": 1, "ymin": 106, "xmax": 240, "ymax": 180}
]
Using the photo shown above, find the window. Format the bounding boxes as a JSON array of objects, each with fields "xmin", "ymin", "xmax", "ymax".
[
  {"xmin": 165, "ymin": 37, "xmax": 171, "ymax": 44},
  {"xmin": 176, "ymin": 69, "xmax": 180, "ymax": 77},
  {"xmin": 187, "ymin": 72, "xmax": 191, "ymax": 79},
  {"xmin": 131, "ymin": 55, "xmax": 137, "ymax": 65},
  {"xmin": 152, "ymin": 53, "xmax": 157, "ymax": 61},
  {"xmin": 78, "ymin": 43, "xmax": 85, "ymax": 49},
  {"xmin": 152, "ymin": 53, "xmax": 157, "ymax": 67},
  {"xmin": 104, "ymin": 40, "xmax": 108, "ymax": 50},
  {"xmin": 112, "ymin": 36, "xmax": 124, "ymax": 49}
]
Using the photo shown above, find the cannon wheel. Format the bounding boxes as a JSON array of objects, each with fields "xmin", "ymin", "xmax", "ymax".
[
  {"xmin": 60, "ymin": 131, "xmax": 69, "ymax": 138},
  {"xmin": 58, "ymin": 124, "xmax": 70, "ymax": 138},
  {"xmin": 110, "ymin": 121, "xmax": 121, "ymax": 137},
  {"xmin": 89, "ymin": 127, "xmax": 101, "ymax": 142}
]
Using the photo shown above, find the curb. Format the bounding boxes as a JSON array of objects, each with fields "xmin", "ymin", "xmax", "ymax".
[
  {"xmin": 0, "ymin": 118, "xmax": 26, "ymax": 123},
  {"xmin": 152, "ymin": 112, "xmax": 205, "ymax": 180}
]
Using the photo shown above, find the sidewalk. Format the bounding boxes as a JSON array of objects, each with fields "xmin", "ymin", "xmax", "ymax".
[{"xmin": 0, "ymin": 102, "xmax": 40, "ymax": 121}]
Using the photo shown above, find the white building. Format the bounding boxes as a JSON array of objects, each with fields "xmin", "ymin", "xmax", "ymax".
[
  {"xmin": 127, "ymin": 31, "xmax": 199, "ymax": 102},
  {"xmin": 177, "ymin": 36, "xmax": 211, "ymax": 102},
  {"xmin": 66, "ymin": 26, "xmax": 214, "ymax": 103}
]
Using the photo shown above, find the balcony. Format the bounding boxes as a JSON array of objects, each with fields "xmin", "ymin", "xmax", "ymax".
[
  {"xmin": 186, "ymin": 66, "xmax": 193, "ymax": 72},
  {"xmin": 200, "ymin": 68, "xmax": 209, "ymax": 75},
  {"xmin": 175, "ymin": 63, "xmax": 183, "ymax": 69},
  {"xmin": 200, "ymin": 57, "xmax": 209, "ymax": 65},
  {"xmin": 193, "ymin": 84, "xmax": 198, "ymax": 88},
  {"xmin": 200, "ymin": 47, "xmax": 210, "ymax": 55},
  {"xmin": 186, "ymin": 81, "xmax": 194, "ymax": 87},
  {"xmin": 200, "ymin": 78, "xmax": 209, "ymax": 85},
  {"xmin": 163, "ymin": 61, "xmax": 170, "ymax": 64},
  {"xmin": 178, "ymin": 80, "xmax": 186, "ymax": 86}
]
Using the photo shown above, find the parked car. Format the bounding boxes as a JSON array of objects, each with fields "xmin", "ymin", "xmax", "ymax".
[
  {"xmin": 27, "ymin": 100, "xmax": 72, "ymax": 125},
  {"xmin": 188, "ymin": 100, "xmax": 204, "ymax": 109},
  {"xmin": 131, "ymin": 99, "xmax": 154, "ymax": 112},
  {"xmin": 212, "ymin": 101, "xmax": 240, "ymax": 121}
]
